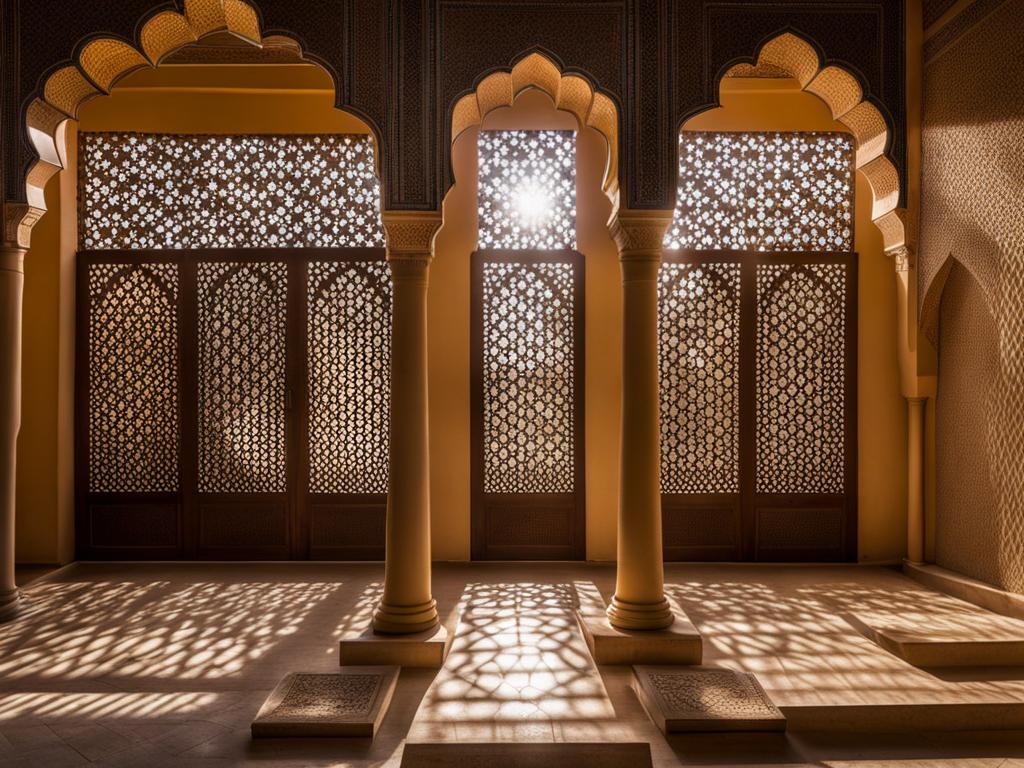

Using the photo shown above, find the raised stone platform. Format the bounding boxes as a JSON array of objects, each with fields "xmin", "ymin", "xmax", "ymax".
[
  {"xmin": 400, "ymin": 583, "xmax": 653, "ymax": 768},
  {"xmin": 633, "ymin": 665, "xmax": 786, "ymax": 734},
  {"xmin": 574, "ymin": 581, "xmax": 702, "ymax": 665},
  {"xmin": 251, "ymin": 666, "xmax": 399, "ymax": 738},
  {"xmin": 847, "ymin": 610, "xmax": 1024, "ymax": 667},
  {"xmin": 339, "ymin": 623, "xmax": 450, "ymax": 668}
]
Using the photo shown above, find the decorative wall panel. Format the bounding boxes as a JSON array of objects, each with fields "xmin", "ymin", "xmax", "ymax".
[
  {"xmin": 79, "ymin": 133, "xmax": 384, "ymax": 250},
  {"xmin": 307, "ymin": 260, "xmax": 391, "ymax": 494},
  {"xmin": 477, "ymin": 130, "xmax": 576, "ymax": 250},
  {"xmin": 481, "ymin": 261, "xmax": 576, "ymax": 494},
  {"xmin": 664, "ymin": 132, "xmax": 854, "ymax": 252},
  {"xmin": 87, "ymin": 263, "xmax": 179, "ymax": 493},
  {"xmin": 658, "ymin": 262, "xmax": 741, "ymax": 494},
  {"xmin": 197, "ymin": 262, "xmax": 288, "ymax": 494},
  {"xmin": 755, "ymin": 263, "xmax": 847, "ymax": 495}
]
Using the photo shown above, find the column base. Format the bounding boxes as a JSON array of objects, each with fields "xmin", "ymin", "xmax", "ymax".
[
  {"xmin": 372, "ymin": 598, "xmax": 440, "ymax": 635},
  {"xmin": 0, "ymin": 588, "xmax": 22, "ymax": 623},
  {"xmin": 607, "ymin": 594, "xmax": 674, "ymax": 631}
]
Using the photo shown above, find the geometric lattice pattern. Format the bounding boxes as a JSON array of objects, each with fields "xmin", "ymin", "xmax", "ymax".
[
  {"xmin": 756, "ymin": 263, "xmax": 847, "ymax": 494},
  {"xmin": 482, "ymin": 261, "xmax": 576, "ymax": 493},
  {"xmin": 478, "ymin": 130, "xmax": 576, "ymax": 250},
  {"xmin": 665, "ymin": 132, "xmax": 854, "ymax": 252},
  {"xmin": 79, "ymin": 133, "xmax": 385, "ymax": 250},
  {"xmin": 87, "ymin": 263, "xmax": 179, "ymax": 493},
  {"xmin": 658, "ymin": 262, "xmax": 741, "ymax": 494},
  {"xmin": 197, "ymin": 262, "xmax": 288, "ymax": 494},
  {"xmin": 308, "ymin": 260, "xmax": 391, "ymax": 494}
]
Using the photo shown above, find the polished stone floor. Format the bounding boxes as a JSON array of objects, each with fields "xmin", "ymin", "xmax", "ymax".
[{"xmin": 2, "ymin": 562, "xmax": 1024, "ymax": 767}]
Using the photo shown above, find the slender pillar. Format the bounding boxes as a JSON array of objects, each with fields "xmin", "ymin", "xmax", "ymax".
[
  {"xmin": 0, "ymin": 244, "xmax": 25, "ymax": 622},
  {"xmin": 906, "ymin": 396, "xmax": 927, "ymax": 564},
  {"xmin": 373, "ymin": 212, "xmax": 442, "ymax": 635},
  {"xmin": 607, "ymin": 208, "xmax": 674, "ymax": 631}
]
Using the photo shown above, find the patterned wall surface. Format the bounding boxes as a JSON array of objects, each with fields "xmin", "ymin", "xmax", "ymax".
[
  {"xmin": 922, "ymin": 0, "xmax": 1024, "ymax": 592},
  {"xmin": 307, "ymin": 260, "xmax": 391, "ymax": 495},
  {"xmin": 197, "ymin": 262, "xmax": 288, "ymax": 494},
  {"xmin": 658, "ymin": 262, "xmax": 740, "ymax": 494},
  {"xmin": 79, "ymin": 133, "xmax": 384, "ymax": 249},
  {"xmin": 756, "ymin": 263, "xmax": 847, "ymax": 495},
  {"xmin": 87, "ymin": 263, "xmax": 179, "ymax": 493},
  {"xmin": 477, "ymin": 130, "xmax": 576, "ymax": 251},
  {"xmin": 481, "ymin": 261, "xmax": 576, "ymax": 494},
  {"xmin": 664, "ymin": 132, "xmax": 854, "ymax": 252}
]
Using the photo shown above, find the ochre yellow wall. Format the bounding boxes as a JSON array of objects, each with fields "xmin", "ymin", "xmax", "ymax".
[{"xmin": 17, "ymin": 65, "xmax": 907, "ymax": 564}]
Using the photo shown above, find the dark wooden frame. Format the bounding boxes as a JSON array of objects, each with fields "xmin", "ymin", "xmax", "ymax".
[
  {"xmin": 660, "ymin": 249, "xmax": 859, "ymax": 563},
  {"xmin": 470, "ymin": 248, "xmax": 586, "ymax": 561},
  {"xmin": 75, "ymin": 247, "xmax": 389, "ymax": 561}
]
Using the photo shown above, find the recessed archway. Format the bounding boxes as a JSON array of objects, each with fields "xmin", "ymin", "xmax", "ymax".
[{"xmin": 721, "ymin": 31, "xmax": 906, "ymax": 256}]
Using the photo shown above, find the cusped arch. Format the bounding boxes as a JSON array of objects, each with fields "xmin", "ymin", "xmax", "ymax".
[
  {"xmin": 14, "ymin": 0, "xmax": 372, "ymax": 249},
  {"xmin": 449, "ymin": 51, "xmax": 620, "ymax": 205},
  {"xmin": 722, "ymin": 31, "xmax": 905, "ymax": 254}
]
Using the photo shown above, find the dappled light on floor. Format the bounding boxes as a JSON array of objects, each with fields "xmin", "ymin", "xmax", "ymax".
[
  {"xmin": 665, "ymin": 566, "xmax": 1024, "ymax": 708},
  {"xmin": 406, "ymin": 582, "xmax": 621, "ymax": 743}
]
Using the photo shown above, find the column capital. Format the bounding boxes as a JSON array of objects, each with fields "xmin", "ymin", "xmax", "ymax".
[
  {"xmin": 607, "ymin": 207, "xmax": 674, "ymax": 263},
  {"xmin": 382, "ymin": 210, "xmax": 443, "ymax": 267},
  {"xmin": 887, "ymin": 245, "xmax": 914, "ymax": 273},
  {"xmin": 3, "ymin": 201, "xmax": 44, "ymax": 251}
]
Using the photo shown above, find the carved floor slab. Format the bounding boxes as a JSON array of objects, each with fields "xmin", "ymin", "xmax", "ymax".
[
  {"xmin": 633, "ymin": 665, "xmax": 786, "ymax": 734},
  {"xmin": 251, "ymin": 666, "xmax": 399, "ymax": 738}
]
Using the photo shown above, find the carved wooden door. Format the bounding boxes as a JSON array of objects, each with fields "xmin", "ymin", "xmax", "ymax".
[
  {"xmin": 76, "ymin": 249, "xmax": 390, "ymax": 560},
  {"xmin": 470, "ymin": 250, "xmax": 586, "ymax": 560}
]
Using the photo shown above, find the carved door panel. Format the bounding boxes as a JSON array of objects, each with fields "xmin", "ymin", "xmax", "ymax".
[
  {"xmin": 658, "ymin": 251, "xmax": 857, "ymax": 562},
  {"xmin": 76, "ymin": 249, "xmax": 390, "ymax": 560},
  {"xmin": 471, "ymin": 250, "xmax": 585, "ymax": 560}
]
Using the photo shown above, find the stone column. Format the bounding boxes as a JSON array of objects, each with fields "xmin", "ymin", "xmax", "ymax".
[
  {"xmin": 606, "ymin": 208, "xmax": 674, "ymax": 631},
  {"xmin": 373, "ymin": 212, "xmax": 442, "ymax": 635},
  {"xmin": 0, "ymin": 243, "xmax": 25, "ymax": 622},
  {"xmin": 906, "ymin": 396, "xmax": 927, "ymax": 564}
]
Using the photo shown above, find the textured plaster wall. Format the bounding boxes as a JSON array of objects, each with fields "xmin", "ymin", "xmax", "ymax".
[{"xmin": 921, "ymin": 0, "xmax": 1024, "ymax": 592}]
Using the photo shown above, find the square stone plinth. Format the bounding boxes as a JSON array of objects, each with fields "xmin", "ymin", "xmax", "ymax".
[
  {"xmin": 574, "ymin": 581, "xmax": 702, "ymax": 665},
  {"xmin": 339, "ymin": 623, "xmax": 449, "ymax": 668},
  {"xmin": 251, "ymin": 666, "xmax": 399, "ymax": 738},
  {"xmin": 848, "ymin": 610, "xmax": 1024, "ymax": 667},
  {"xmin": 633, "ymin": 666, "xmax": 786, "ymax": 734}
]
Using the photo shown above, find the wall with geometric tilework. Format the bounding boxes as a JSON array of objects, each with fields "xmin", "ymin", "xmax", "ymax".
[{"xmin": 922, "ymin": 0, "xmax": 1024, "ymax": 593}]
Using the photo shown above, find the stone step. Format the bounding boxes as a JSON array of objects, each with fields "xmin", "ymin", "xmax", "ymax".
[
  {"xmin": 400, "ymin": 582, "xmax": 653, "ymax": 768},
  {"xmin": 632, "ymin": 665, "xmax": 786, "ymax": 734},
  {"xmin": 251, "ymin": 666, "xmax": 399, "ymax": 738},
  {"xmin": 847, "ymin": 609, "xmax": 1024, "ymax": 667}
]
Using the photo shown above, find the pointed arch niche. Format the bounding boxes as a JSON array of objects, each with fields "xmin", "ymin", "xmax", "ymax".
[
  {"xmin": 668, "ymin": 34, "xmax": 909, "ymax": 564},
  {"xmin": 14, "ymin": 2, "xmax": 385, "ymax": 565},
  {"xmin": 426, "ymin": 52, "xmax": 624, "ymax": 561}
]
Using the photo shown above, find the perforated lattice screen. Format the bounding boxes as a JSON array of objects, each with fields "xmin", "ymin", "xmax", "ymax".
[
  {"xmin": 88, "ymin": 263, "xmax": 180, "ymax": 493},
  {"xmin": 478, "ymin": 130, "xmax": 576, "ymax": 250},
  {"xmin": 197, "ymin": 262, "xmax": 288, "ymax": 494},
  {"xmin": 756, "ymin": 263, "xmax": 847, "ymax": 494},
  {"xmin": 79, "ymin": 133, "xmax": 385, "ymax": 250},
  {"xmin": 482, "ymin": 261, "xmax": 576, "ymax": 493},
  {"xmin": 308, "ymin": 260, "xmax": 391, "ymax": 494},
  {"xmin": 664, "ymin": 132, "xmax": 854, "ymax": 252},
  {"xmin": 658, "ymin": 263, "xmax": 741, "ymax": 494}
]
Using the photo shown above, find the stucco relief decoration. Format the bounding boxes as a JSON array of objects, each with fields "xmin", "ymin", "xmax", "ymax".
[
  {"xmin": 477, "ymin": 130, "xmax": 576, "ymax": 250},
  {"xmin": 79, "ymin": 133, "xmax": 385, "ymax": 249},
  {"xmin": 665, "ymin": 132, "xmax": 854, "ymax": 252}
]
